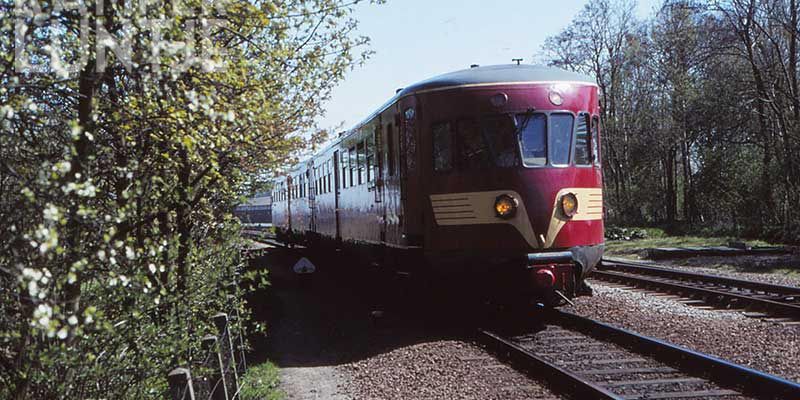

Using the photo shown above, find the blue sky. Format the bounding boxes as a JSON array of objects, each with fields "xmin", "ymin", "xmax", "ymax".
[{"xmin": 317, "ymin": 0, "xmax": 659, "ymax": 131}]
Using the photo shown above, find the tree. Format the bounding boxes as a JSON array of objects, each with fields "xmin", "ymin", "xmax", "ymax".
[
  {"xmin": 541, "ymin": 0, "xmax": 800, "ymax": 241},
  {"xmin": 0, "ymin": 0, "xmax": 381, "ymax": 397}
]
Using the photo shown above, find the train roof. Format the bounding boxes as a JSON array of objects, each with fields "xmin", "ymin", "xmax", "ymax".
[
  {"xmin": 396, "ymin": 64, "xmax": 596, "ymax": 97},
  {"xmin": 282, "ymin": 64, "xmax": 596, "ymax": 175}
]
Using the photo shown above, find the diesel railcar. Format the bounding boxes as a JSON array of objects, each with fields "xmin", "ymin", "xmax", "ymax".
[{"xmin": 272, "ymin": 64, "xmax": 604, "ymax": 305}]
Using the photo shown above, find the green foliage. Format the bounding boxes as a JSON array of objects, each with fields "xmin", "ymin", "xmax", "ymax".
[
  {"xmin": 0, "ymin": 0, "xmax": 380, "ymax": 397},
  {"xmin": 605, "ymin": 226, "xmax": 650, "ymax": 241},
  {"xmin": 239, "ymin": 362, "xmax": 284, "ymax": 400},
  {"xmin": 541, "ymin": 0, "xmax": 800, "ymax": 243}
]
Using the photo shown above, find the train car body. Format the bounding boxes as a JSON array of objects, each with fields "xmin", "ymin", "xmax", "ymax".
[{"xmin": 272, "ymin": 65, "xmax": 604, "ymax": 304}]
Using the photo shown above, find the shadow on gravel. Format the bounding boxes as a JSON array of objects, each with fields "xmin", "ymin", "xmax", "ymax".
[{"xmin": 244, "ymin": 248, "xmax": 531, "ymax": 369}]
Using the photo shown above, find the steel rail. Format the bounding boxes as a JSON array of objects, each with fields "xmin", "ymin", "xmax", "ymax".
[
  {"xmin": 595, "ymin": 260, "xmax": 800, "ymax": 318},
  {"xmin": 477, "ymin": 329, "xmax": 622, "ymax": 400},
  {"xmin": 603, "ymin": 258, "xmax": 800, "ymax": 297},
  {"xmin": 552, "ymin": 310, "xmax": 800, "ymax": 400}
]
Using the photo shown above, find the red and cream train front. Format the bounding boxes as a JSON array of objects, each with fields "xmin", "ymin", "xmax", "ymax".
[{"xmin": 272, "ymin": 64, "xmax": 604, "ymax": 305}]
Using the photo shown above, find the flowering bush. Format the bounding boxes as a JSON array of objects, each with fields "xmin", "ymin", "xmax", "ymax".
[{"xmin": 0, "ymin": 0, "xmax": 379, "ymax": 397}]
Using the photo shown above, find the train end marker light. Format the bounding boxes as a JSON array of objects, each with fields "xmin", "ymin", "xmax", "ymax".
[{"xmin": 293, "ymin": 257, "xmax": 316, "ymax": 275}]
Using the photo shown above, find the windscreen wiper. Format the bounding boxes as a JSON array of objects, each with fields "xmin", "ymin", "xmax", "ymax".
[{"xmin": 512, "ymin": 108, "xmax": 536, "ymax": 137}]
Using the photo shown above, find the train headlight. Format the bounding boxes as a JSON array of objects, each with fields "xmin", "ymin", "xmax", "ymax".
[
  {"xmin": 561, "ymin": 193, "xmax": 579, "ymax": 218},
  {"xmin": 494, "ymin": 194, "xmax": 518, "ymax": 219}
]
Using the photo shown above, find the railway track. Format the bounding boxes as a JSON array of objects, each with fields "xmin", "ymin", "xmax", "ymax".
[
  {"xmin": 241, "ymin": 230, "xmax": 287, "ymax": 248},
  {"xmin": 594, "ymin": 258, "xmax": 800, "ymax": 320},
  {"xmin": 479, "ymin": 310, "xmax": 800, "ymax": 400}
]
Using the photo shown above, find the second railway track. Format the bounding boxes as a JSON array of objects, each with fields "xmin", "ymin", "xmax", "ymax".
[
  {"xmin": 480, "ymin": 310, "xmax": 800, "ymax": 400},
  {"xmin": 594, "ymin": 258, "xmax": 800, "ymax": 320}
]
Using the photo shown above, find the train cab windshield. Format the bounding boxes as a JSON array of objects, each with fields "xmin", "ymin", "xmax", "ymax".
[
  {"xmin": 515, "ymin": 112, "xmax": 586, "ymax": 168},
  {"xmin": 434, "ymin": 112, "xmax": 597, "ymax": 172}
]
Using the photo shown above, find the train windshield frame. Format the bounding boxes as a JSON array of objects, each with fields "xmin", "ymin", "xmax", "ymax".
[
  {"xmin": 438, "ymin": 111, "xmax": 592, "ymax": 171},
  {"xmin": 515, "ymin": 112, "xmax": 577, "ymax": 168}
]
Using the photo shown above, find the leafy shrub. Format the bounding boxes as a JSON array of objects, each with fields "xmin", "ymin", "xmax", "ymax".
[
  {"xmin": 605, "ymin": 226, "xmax": 649, "ymax": 241},
  {"xmin": 239, "ymin": 362, "xmax": 284, "ymax": 400},
  {"xmin": 0, "ymin": 0, "xmax": 375, "ymax": 397}
]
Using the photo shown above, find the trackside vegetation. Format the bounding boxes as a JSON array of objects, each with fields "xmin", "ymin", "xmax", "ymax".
[
  {"xmin": 542, "ymin": 0, "xmax": 800, "ymax": 243},
  {"xmin": 239, "ymin": 362, "xmax": 284, "ymax": 400},
  {"xmin": 0, "ymin": 0, "xmax": 381, "ymax": 397}
]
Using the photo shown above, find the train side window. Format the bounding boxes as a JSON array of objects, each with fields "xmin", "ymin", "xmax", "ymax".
[
  {"xmin": 357, "ymin": 141, "xmax": 366, "ymax": 185},
  {"xmin": 457, "ymin": 119, "xmax": 491, "ymax": 170},
  {"xmin": 386, "ymin": 124, "xmax": 395, "ymax": 176},
  {"xmin": 349, "ymin": 147, "xmax": 356, "ymax": 187},
  {"xmin": 366, "ymin": 135, "xmax": 375, "ymax": 182},
  {"xmin": 432, "ymin": 122, "xmax": 453, "ymax": 172},
  {"xmin": 517, "ymin": 113, "xmax": 547, "ymax": 166},
  {"xmin": 575, "ymin": 113, "xmax": 592, "ymax": 165},
  {"xmin": 550, "ymin": 113, "xmax": 574, "ymax": 166},
  {"xmin": 591, "ymin": 116, "xmax": 601, "ymax": 165},
  {"xmin": 342, "ymin": 150, "xmax": 348, "ymax": 188},
  {"xmin": 325, "ymin": 160, "xmax": 330, "ymax": 192},
  {"xmin": 480, "ymin": 116, "xmax": 519, "ymax": 167},
  {"xmin": 373, "ymin": 127, "xmax": 381, "ymax": 180}
]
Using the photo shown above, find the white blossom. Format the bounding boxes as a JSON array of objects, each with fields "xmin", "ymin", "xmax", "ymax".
[
  {"xmin": 43, "ymin": 203, "xmax": 61, "ymax": 222},
  {"xmin": 125, "ymin": 246, "xmax": 135, "ymax": 260},
  {"xmin": 57, "ymin": 327, "xmax": 69, "ymax": 340},
  {"xmin": 33, "ymin": 304, "xmax": 52, "ymax": 328},
  {"xmin": 28, "ymin": 280, "xmax": 39, "ymax": 297},
  {"xmin": 0, "ymin": 105, "xmax": 13, "ymax": 119},
  {"xmin": 223, "ymin": 110, "xmax": 235, "ymax": 122},
  {"xmin": 54, "ymin": 161, "xmax": 71, "ymax": 174},
  {"xmin": 70, "ymin": 125, "xmax": 83, "ymax": 139}
]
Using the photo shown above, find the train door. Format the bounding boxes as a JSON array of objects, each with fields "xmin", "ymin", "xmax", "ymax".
[
  {"xmin": 383, "ymin": 119, "xmax": 402, "ymax": 247},
  {"xmin": 398, "ymin": 97, "xmax": 421, "ymax": 246},
  {"xmin": 333, "ymin": 150, "xmax": 342, "ymax": 242},
  {"xmin": 373, "ymin": 122, "xmax": 386, "ymax": 243}
]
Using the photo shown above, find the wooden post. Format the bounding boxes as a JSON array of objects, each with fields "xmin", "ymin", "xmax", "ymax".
[
  {"xmin": 168, "ymin": 368, "xmax": 195, "ymax": 400},
  {"xmin": 202, "ymin": 334, "xmax": 229, "ymax": 400},
  {"xmin": 226, "ymin": 293, "xmax": 248, "ymax": 373},
  {"xmin": 213, "ymin": 313, "xmax": 239, "ymax": 397}
]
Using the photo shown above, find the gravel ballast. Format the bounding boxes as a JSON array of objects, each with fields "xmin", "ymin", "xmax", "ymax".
[
  {"xmin": 571, "ymin": 281, "xmax": 800, "ymax": 382},
  {"xmin": 342, "ymin": 339, "xmax": 561, "ymax": 400}
]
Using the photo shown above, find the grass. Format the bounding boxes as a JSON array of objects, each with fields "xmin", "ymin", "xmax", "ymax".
[
  {"xmin": 239, "ymin": 361, "xmax": 284, "ymax": 400},
  {"xmin": 604, "ymin": 227, "xmax": 776, "ymax": 258}
]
